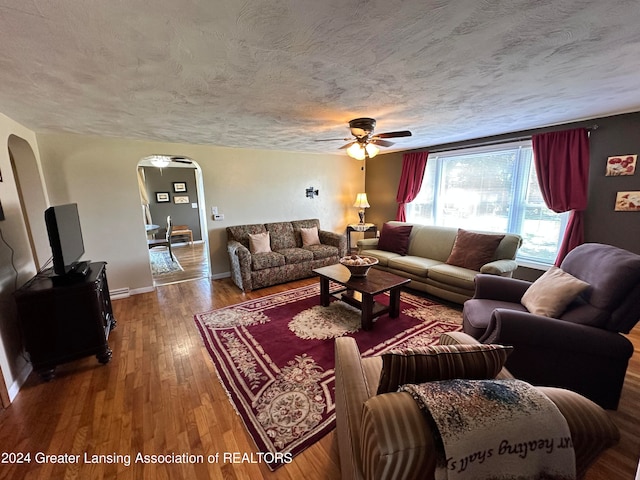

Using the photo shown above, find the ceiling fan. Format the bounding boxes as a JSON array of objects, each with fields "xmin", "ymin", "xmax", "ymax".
[{"xmin": 317, "ymin": 118, "xmax": 412, "ymax": 159}]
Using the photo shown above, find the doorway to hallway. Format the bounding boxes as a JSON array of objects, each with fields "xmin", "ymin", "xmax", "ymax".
[{"xmin": 137, "ymin": 155, "xmax": 210, "ymax": 286}]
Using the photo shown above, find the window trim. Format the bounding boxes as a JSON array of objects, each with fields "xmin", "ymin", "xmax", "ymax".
[{"xmin": 407, "ymin": 140, "xmax": 566, "ymax": 267}]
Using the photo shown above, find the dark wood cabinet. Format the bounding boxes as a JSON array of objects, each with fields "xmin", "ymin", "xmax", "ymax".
[{"xmin": 15, "ymin": 262, "xmax": 116, "ymax": 380}]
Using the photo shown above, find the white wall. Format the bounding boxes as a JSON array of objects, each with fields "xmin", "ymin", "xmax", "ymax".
[{"xmin": 36, "ymin": 133, "xmax": 365, "ymax": 292}]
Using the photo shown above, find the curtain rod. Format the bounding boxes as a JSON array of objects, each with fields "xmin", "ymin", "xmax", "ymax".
[{"xmin": 427, "ymin": 124, "xmax": 599, "ymax": 154}]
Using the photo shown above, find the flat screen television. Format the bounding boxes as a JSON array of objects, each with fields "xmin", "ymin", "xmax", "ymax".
[{"xmin": 45, "ymin": 203, "xmax": 86, "ymax": 276}]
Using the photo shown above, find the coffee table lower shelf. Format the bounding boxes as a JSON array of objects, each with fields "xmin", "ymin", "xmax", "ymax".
[{"xmin": 313, "ymin": 264, "xmax": 411, "ymax": 331}]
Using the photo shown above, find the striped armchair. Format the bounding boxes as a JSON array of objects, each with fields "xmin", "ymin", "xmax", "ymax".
[{"xmin": 334, "ymin": 333, "xmax": 620, "ymax": 480}]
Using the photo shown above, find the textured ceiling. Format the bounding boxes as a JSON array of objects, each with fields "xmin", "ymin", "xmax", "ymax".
[{"xmin": 1, "ymin": 0, "xmax": 640, "ymax": 155}]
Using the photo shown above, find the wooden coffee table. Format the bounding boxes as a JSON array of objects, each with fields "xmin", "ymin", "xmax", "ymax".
[{"xmin": 313, "ymin": 264, "xmax": 411, "ymax": 330}]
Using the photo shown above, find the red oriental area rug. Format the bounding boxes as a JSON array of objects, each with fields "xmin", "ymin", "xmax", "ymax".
[{"xmin": 193, "ymin": 283, "xmax": 462, "ymax": 470}]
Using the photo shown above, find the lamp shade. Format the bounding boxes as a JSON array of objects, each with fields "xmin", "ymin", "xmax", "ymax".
[
  {"xmin": 346, "ymin": 142, "xmax": 380, "ymax": 160},
  {"xmin": 347, "ymin": 143, "xmax": 366, "ymax": 160},
  {"xmin": 353, "ymin": 193, "xmax": 370, "ymax": 209},
  {"xmin": 365, "ymin": 143, "xmax": 379, "ymax": 157}
]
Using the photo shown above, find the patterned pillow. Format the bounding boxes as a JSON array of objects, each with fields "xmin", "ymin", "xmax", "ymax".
[
  {"xmin": 249, "ymin": 232, "xmax": 271, "ymax": 254},
  {"xmin": 377, "ymin": 343, "xmax": 513, "ymax": 394},
  {"xmin": 446, "ymin": 229, "xmax": 505, "ymax": 271}
]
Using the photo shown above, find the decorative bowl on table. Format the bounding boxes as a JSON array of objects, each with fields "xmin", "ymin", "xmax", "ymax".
[{"xmin": 339, "ymin": 255, "xmax": 379, "ymax": 277}]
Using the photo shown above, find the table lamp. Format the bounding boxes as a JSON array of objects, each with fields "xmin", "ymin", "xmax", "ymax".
[{"xmin": 353, "ymin": 193, "xmax": 370, "ymax": 224}]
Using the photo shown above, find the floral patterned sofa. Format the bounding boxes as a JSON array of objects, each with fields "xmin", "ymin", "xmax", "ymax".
[{"xmin": 226, "ymin": 219, "xmax": 347, "ymax": 291}]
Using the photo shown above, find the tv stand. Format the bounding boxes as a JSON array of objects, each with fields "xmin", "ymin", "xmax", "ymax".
[
  {"xmin": 15, "ymin": 262, "xmax": 116, "ymax": 380},
  {"xmin": 71, "ymin": 260, "xmax": 90, "ymax": 276}
]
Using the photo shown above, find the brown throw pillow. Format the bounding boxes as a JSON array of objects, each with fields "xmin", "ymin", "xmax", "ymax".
[
  {"xmin": 521, "ymin": 266, "xmax": 590, "ymax": 317},
  {"xmin": 446, "ymin": 229, "xmax": 505, "ymax": 271},
  {"xmin": 377, "ymin": 343, "xmax": 513, "ymax": 394},
  {"xmin": 377, "ymin": 223, "xmax": 413, "ymax": 255}
]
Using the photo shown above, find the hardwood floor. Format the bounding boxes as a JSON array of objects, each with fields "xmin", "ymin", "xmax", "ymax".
[
  {"xmin": 152, "ymin": 242, "xmax": 210, "ymax": 286},
  {"xmin": 0, "ymin": 277, "xmax": 637, "ymax": 479}
]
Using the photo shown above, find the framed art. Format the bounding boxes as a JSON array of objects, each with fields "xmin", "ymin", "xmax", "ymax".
[
  {"xmin": 606, "ymin": 155, "xmax": 637, "ymax": 176},
  {"xmin": 156, "ymin": 192, "xmax": 170, "ymax": 203},
  {"xmin": 615, "ymin": 191, "xmax": 640, "ymax": 211},
  {"xmin": 174, "ymin": 195, "xmax": 189, "ymax": 204},
  {"xmin": 173, "ymin": 182, "xmax": 187, "ymax": 192}
]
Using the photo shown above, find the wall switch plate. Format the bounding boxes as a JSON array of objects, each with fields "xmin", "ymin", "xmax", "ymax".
[
  {"xmin": 211, "ymin": 206, "xmax": 218, "ymax": 215},
  {"xmin": 214, "ymin": 213, "xmax": 224, "ymax": 221},
  {"xmin": 191, "ymin": 203, "xmax": 197, "ymax": 208}
]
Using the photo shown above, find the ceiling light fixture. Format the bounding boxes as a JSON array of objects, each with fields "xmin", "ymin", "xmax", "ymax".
[
  {"xmin": 347, "ymin": 142, "xmax": 379, "ymax": 160},
  {"xmin": 347, "ymin": 143, "xmax": 366, "ymax": 160},
  {"xmin": 146, "ymin": 154, "xmax": 171, "ymax": 168},
  {"xmin": 365, "ymin": 143, "xmax": 379, "ymax": 158}
]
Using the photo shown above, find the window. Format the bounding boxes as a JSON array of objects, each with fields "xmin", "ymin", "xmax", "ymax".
[{"xmin": 406, "ymin": 141, "xmax": 568, "ymax": 265}]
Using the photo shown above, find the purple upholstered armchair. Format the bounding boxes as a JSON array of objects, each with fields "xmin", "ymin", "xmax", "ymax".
[{"xmin": 462, "ymin": 243, "xmax": 640, "ymax": 409}]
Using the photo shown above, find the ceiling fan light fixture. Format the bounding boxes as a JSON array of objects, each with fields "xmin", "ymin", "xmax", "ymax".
[
  {"xmin": 365, "ymin": 143, "xmax": 379, "ymax": 158},
  {"xmin": 347, "ymin": 143, "xmax": 366, "ymax": 160}
]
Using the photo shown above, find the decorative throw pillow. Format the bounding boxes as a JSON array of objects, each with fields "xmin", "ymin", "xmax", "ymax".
[
  {"xmin": 521, "ymin": 266, "xmax": 590, "ymax": 317},
  {"xmin": 446, "ymin": 229, "xmax": 505, "ymax": 271},
  {"xmin": 248, "ymin": 232, "xmax": 271, "ymax": 254},
  {"xmin": 300, "ymin": 226, "xmax": 321, "ymax": 246},
  {"xmin": 377, "ymin": 223, "xmax": 413, "ymax": 255},
  {"xmin": 377, "ymin": 343, "xmax": 513, "ymax": 394}
]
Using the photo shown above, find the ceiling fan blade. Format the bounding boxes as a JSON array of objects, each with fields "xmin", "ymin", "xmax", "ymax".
[
  {"xmin": 370, "ymin": 138, "xmax": 395, "ymax": 147},
  {"xmin": 339, "ymin": 141, "xmax": 356, "ymax": 150},
  {"xmin": 375, "ymin": 130, "xmax": 412, "ymax": 139},
  {"xmin": 314, "ymin": 138, "xmax": 351, "ymax": 142}
]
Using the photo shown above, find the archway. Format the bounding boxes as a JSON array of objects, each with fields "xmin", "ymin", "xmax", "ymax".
[
  {"xmin": 7, "ymin": 135, "xmax": 49, "ymax": 268},
  {"xmin": 136, "ymin": 156, "xmax": 210, "ymax": 286}
]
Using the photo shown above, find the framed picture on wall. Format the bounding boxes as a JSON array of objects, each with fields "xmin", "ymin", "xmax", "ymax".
[
  {"xmin": 615, "ymin": 191, "xmax": 640, "ymax": 211},
  {"xmin": 606, "ymin": 155, "xmax": 637, "ymax": 176},
  {"xmin": 174, "ymin": 195, "xmax": 189, "ymax": 204},
  {"xmin": 156, "ymin": 192, "xmax": 170, "ymax": 203},
  {"xmin": 173, "ymin": 182, "xmax": 187, "ymax": 192}
]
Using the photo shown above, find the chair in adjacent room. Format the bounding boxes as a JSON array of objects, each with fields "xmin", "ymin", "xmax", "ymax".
[
  {"xmin": 147, "ymin": 215, "xmax": 174, "ymax": 259},
  {"xmin": 462, "ymin": 243, "xmax": 640, "ymax": 409},
  {"xmin": 170, "ymin": 224, "xmax": 193, "ymax": 245}
]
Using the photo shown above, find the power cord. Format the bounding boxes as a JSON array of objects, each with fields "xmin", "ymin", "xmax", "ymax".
[
  {"xmin": 0, "ymin": 226, "xmax": 32, "ymax": 363},
  {"xmin": 0, "ymin": 227, "xmax": 19, "ymax": 293}
]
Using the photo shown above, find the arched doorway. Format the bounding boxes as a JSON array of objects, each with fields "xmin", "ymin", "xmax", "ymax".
[
  {"xmin": 136, "ymin": 155, "xmax": 210, "ymax": 286},
  {"xmin": 0, "ymin": 135, "xmax": 48, "ymax": 406}
]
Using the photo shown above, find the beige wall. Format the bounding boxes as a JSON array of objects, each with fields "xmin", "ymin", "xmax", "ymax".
[
  {"xmin": 36, "ymin": 133, "xmax": 365, "ymax": 292},
  {"xmin": 364, "ymin": 151, "xmax": 403, "ymax": 226},
  {"xmin": 0, "ymin": 113, "xmax": 44, "ymax": 400}
]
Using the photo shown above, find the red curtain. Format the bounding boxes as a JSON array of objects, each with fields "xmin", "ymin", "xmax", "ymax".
[
  {"xmin": 532, "ymin": 128, "xmax": 590, "ymax": 265},
  {"xmin": 395, "ymin": 151, "xmax": 429, "ymax": 221}
]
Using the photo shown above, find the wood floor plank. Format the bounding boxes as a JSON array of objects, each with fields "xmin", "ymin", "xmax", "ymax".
[{"xmin": 0, "ymin": 266, "xmax": 637, "ymax": 479}]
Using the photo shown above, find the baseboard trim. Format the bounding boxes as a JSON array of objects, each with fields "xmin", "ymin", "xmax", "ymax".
[
  {"xmin": 129, "ymin": 286, "xmax": 156, "ymax": 296},
  {"xmin": 8, "ymin": 361, "xmax": 32, "ymax": 402},
  {"xmin": 210, "ymin": 271, "xmax": 231, "ymax": 280},
  {"xmin": 109, "ymin": 287, "xmax": 130, "ymax": 299}
]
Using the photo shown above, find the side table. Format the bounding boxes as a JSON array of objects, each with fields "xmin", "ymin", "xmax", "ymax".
[{"xmin": 347, "ymin": 223, "xmax": 377, "ymax": 252}]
